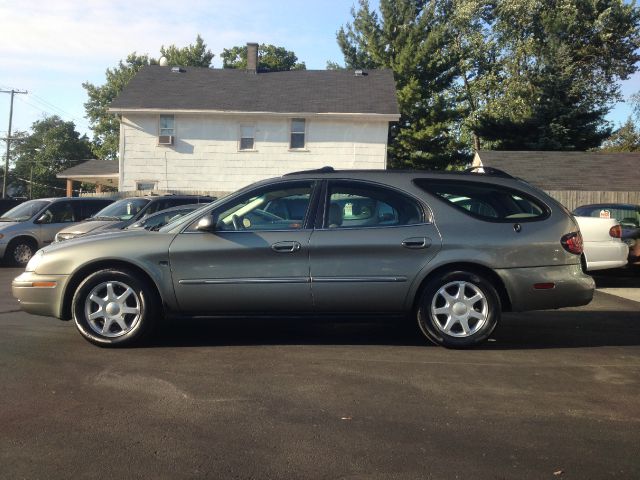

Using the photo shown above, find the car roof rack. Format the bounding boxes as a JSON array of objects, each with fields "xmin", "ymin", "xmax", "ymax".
[
  {"xmin": 284, "ymin": 166, "xmax": 336, "ymax": 176},
  {"xmin": 463, "ymin": 166, "xmax": 514, "ymax": 178}
]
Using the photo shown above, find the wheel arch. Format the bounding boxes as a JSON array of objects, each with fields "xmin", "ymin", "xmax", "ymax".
[
  {"xmin": 60, "ymin": 260, "xmax": 163, "ymax": 320},
  {"xmin": 411, "ymin": 262, "xmax": 512, "ymax": 313}
]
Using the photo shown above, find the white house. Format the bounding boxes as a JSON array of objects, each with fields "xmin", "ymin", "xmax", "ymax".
[{"xmin": 108, "ymin": 44, "xmax": 400, "ymax": 195}]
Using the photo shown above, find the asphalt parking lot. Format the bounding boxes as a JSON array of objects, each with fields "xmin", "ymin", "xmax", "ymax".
[{"xmin": 1, "ymin": 266, "xmax": 639, "ymax": 479}]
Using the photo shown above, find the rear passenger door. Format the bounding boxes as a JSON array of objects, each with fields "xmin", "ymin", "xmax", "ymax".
[{"xmin": 308, "ymin": 180, "xmax": 442, "ymax": 312}]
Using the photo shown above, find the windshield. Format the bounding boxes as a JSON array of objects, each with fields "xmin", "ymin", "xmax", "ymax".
[
  {"xmin": 0, "ymin": 200, "xmax": 49, "ymax": 222},
  {"xmin": 91, "ymin": 198, "xmax": 150, "ymax": 221}
]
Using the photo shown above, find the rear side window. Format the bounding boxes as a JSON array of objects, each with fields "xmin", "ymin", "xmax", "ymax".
[
  {"xmin": 414, "ymin": 179, "xmax": 548, "ymax": 222},
  {"xmin": 324, "ymin": 181, "xmax": 423, "ymax": 228}
]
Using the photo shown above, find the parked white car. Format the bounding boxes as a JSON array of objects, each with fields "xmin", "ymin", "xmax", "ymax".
[{"xmin": 574, "ymin": 216, "xmax": 628, "ymax": 271}]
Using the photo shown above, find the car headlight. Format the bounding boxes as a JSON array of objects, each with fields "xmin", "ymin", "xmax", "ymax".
[
  {"xmin": 25, "ymin": 250, "xmax": 44, "ymax": 272},
  {"xmin": 55, "ymin": 232, "xmax": 78, "ymax": 242}
]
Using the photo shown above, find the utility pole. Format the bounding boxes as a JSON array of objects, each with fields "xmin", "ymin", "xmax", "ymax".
[{"xmin": 1, "ymin": 89, "xmax": 28, "ymax": 198}]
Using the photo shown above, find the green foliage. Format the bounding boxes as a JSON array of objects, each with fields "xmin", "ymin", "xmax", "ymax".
[
  {"xmin": 459, "ymin": 0, "xmax": 640, "ymax": 151},
  {"xmin": 83, "ymin": 36, "xmax": 214, "ymax": 161},
  {"xmin": 600, "ymin": 117, "xmax": 640, "ymax": 152},
  {"xmin": 221, "ymin": 44, "xmax": 306, "ymax": 71},
  {"xmin": 12, "ymin": 116, "xmax": 92, "ymax": 198},
  {"xmin": 160, "ymin": 34, "xmax": 214, "ymax": 67},
  {"xmin": 337, "ymin": 0, "xmax": 468, "ymax": 169},
  {"xmin": 83, "ymin": 53, "xmax": 152, "ymax": 161}
]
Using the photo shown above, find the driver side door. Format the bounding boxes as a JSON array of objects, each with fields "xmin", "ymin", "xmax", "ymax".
[{"xmin": 169, "ymin": 180, "xmax": 319, "ymax": 315}]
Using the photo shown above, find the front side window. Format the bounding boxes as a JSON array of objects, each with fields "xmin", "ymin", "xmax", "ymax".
[
  {"xmin": 290, "ymin": 118, "xmax": 305, "ymax": 149},
  {"xmin": 159, "ymin": 115, "xmax": 174, "ymax": 136},
  {"xmin": 38, "ymin": 201, "xmax": 76, "ymax": 224},
  {"xmin": 239, "ymin": 125, "xmax": 255, "ymax": 150},
  {"xmin": 415, "ymin": 179, "xmax": 548, "ymax": 222},
  {"xmin": 324, "ymin": 182, "xmax": 423, "ymax": 229},
  {"xmin": 197, "ymin": 182, "xmax": 314, "ymax": 232}
]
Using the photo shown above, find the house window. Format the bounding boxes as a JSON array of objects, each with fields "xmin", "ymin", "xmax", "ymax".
[
  {"xmin": 136, "ymin": 181, "xmax": 157, "ymax": 191},
  {"xmin": 159, "ymin": 115, "xmax": 175, "ymax": 136},
  {"xmin": 239, "ymin": 125, "xmax": 255, "ymax": 151},
  {"xmin": 290, "ymin": 118, "xmax": 306, "ymax": 149}
]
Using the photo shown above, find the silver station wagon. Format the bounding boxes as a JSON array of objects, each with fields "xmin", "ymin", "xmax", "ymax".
[{"xmin": 13, "ymin": 168, "xmax": 594, "ymax": 348}]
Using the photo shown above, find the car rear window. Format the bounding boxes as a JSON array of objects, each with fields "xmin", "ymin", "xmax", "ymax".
[
  {"xmin": 573, "ymin": 205, "xmax": 640, "ymax": 228},
  {"xmin": 414, "ymin": 179, "xmax": 549, "ymax": 222}
]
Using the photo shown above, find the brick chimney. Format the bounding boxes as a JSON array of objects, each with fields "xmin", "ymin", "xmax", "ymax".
[{"xmin": 247, "ymin": 42, "xmax": 258, "ymax": 73}]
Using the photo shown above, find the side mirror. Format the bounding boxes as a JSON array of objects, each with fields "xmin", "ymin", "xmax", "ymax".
[
  {"xmin": 195, "ymin": 216, "xmax": 215, "ymax": 232},
  {"xmin": 35, "ymin": 214, "xmax": 49, "ymax": 224}
]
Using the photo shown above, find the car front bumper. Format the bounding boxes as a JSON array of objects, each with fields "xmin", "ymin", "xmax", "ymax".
[
  {"xmin": 496, "ymin": 263, "xmax": 595, "ymax": 312},
  {"xmin": 12, "ymin": 271, "xmax": 70, "ymax": 319}
]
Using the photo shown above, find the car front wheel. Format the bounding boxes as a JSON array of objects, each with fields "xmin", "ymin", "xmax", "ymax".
[
  {"xmin": 417, "ymin": 271, "xmax": 500, "ymax": 348},
  {"xmin": 7, "ymin": 238, "xmax": 36, "ymax": 266},
  {"xmin": 72, "ymin": 269, "xmax": 159, "ymax": 347}
]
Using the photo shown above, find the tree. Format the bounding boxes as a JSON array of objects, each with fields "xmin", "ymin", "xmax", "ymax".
[
  {"xmin": 83, "ymin": 53, "xmax": 152, "ymax": 161},
  {"xmin": 12, "ymin": 116, "xmax": 92, "ymax": 198},
  {"xmin": 336, "ymin": 0, "xmax": 467, "ymax": 169},
  {"xmin": 160, "ymin": 34, "xmax": 214, "ymax": 67},
  {"xmin": 600, "ymin": 117, "xmax": 640, "ymax": 152},
  {"xmin": 221, "ymin": 44, "xmax": 306, "ymax": 71},
  {"xmin": 83, "ymin": 36, "xmax": 214, "ymax": 160},
  {"xmin": 471, "ymin": 0, "xmax": 640, "ymax": 151}
]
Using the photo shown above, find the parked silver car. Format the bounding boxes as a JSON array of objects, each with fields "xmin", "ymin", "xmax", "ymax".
[
  {"xmin": 0, "ymin": 197, "xmax": 113, "ymax": 266},
  {"xmin": 13, "ymin": 168, "xmax": 594, "ymax": 348}
]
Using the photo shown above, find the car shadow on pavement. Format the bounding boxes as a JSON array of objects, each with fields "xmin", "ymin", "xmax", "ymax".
[
  {"xmin": 147, "ymin": 308, "xmax": 640, "ymax": 350},
  {"xmin": 592, "ymin": 267, "xmax": 640, "ymax": 288}
]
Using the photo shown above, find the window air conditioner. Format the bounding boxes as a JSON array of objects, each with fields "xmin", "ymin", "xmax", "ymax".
[{"xmin": 158, "ymin": 135, "xmax": 174, "ymax": 145}]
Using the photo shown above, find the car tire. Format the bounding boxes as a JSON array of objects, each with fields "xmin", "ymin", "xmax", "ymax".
[
  {"xmin": 72, "ymin": 269, "xmax": 159, "ymax": 347},
  {"xmin": 416, "ymin": 270, "xmax": 501, "ymax": 348},
  {"xmin": 7, "ymin": 238, "xmax": 37, "ymax": 267}
]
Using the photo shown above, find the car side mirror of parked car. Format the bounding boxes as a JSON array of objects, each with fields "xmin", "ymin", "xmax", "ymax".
[
  {"xmin": 195, "ymin": 216, "xmax": 215, "ymax": 232},
  {"xmin": 35, "ymin": 214, "xmax": 49, "ymax": 224}
]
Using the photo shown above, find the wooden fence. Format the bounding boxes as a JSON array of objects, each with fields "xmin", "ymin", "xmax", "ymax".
[{"xmin": 546, "ymin": 191, "xmax": 640, "ymax": 212}]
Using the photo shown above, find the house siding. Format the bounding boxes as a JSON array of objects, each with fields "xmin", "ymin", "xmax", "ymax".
[{"xmin": 120, "ymin": 114, "xmax": 389, "ymax": 193}]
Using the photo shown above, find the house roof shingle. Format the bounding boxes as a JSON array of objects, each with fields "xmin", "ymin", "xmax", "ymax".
[
  {"xmin": 109, "ymin": 66, "xmax": 399, "ymax": 116},
  {"xmin": 475, "ymin": 150, "xmax": 640, "ymax": 192},
  {"xmin": 57, "ymin": 159, "xmax": 119, "ymax": 178}
]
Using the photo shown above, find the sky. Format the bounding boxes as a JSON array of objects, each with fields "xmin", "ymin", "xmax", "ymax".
[{"xmin": 1, "ymin": 0, "xmax": 639, "ymax": 147}]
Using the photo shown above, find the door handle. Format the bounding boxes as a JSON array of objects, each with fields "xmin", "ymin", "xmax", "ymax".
[
  {"xmin": 401, "ymin": 237, "xmax": 430, "ymax": 249},
  {"xmin": 271, "ymin": 241, "xmax": 302, "ymax": 253}
]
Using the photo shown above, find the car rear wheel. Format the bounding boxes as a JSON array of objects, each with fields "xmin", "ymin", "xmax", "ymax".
[
  {"xmin": 72, "ymin": 269, "xmax": 159, "ymax": 347},
  {"xmin": 417, "ymin": 271, "xmax": 500, "ymax": 348},
  {"xmin": 7, "ymin": 238, "xmax": 36, "ymax": 267}
]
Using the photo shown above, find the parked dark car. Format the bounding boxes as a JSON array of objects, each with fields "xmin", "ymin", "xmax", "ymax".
[
  {"xmin": 573, "ymin": 204, "xmax": 640, "ymax": 264},
  {"xmin": 0, "ymin": 197, "xmax": 26, "ymax": 216},
  {"xmin": 0, "ymin": 197, "xmax": 114, "ymax": 265},
  {"xmin": 13, "ymin": 168, "xmax": 594, "ymax": 348},
  {"xmin": 127, "ymin": 203, "xmax": 206, "ymax": 230},
  {"xmin": 54, "ymin": 195, "xmax": 214, "ymax": 241}
]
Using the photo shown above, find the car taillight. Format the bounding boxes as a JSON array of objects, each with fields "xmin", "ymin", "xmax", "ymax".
[
  {"xmin": 609, "ymin": 225, "xmax": 622, "ymax": 238},
  {"xmin": 561, "ymin": 232, "xmax": 583, "ymax": 255}
]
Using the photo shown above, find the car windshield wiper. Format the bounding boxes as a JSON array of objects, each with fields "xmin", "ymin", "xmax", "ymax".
[
  {"xmin": 0, "ymin": 217, "xmax": 18, "ymax": 222},
  {"xmin": 90, "ymin": 215, "xmax": 120, "ymax": 221}
]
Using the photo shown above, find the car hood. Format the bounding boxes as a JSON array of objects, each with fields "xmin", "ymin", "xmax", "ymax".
[
  {"xmin": 58, "ymin": 219, "xmax": 126, "ymax": 236},
  {"xmin": 43, "ymin": 228, "xmax": 167, "ymax": 254}
]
